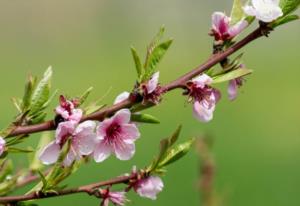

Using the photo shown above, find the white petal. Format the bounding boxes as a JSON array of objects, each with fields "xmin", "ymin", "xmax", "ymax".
[
  {"xmin": 193, "ymin": 100, "xmax": 215, "ymax": 123},
  {"xmin": 38, "ymin": 141, "xmax": 60, "ymax": 165},
  {"xmin": 93, "ymin": 142, "xmax": 112, "ymax": 163},
  {"xmin": 146, "ymin": 72, "xmax": 159, "ymax": 94},
  {"xmin": 114, "ymin": 91, "xmax": 130, "ymax": 105},
  {"xmin": 243, "ymin": 5, "xmax": 257, "ymax": 16},
  {"xmin": 192, "ymin": 74, "xmax": 213, "ymax": 88}
]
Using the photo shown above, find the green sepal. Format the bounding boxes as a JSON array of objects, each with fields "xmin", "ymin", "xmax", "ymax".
[{"xmin": 131, "ymin": 113, "xmax": 160, "ymax": 124}]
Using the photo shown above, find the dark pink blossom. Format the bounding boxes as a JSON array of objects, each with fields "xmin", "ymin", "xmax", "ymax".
[
  {"xmin": 211, "ymin": 12, "xmax": 248, "ymax": 41},
  {"xmin": 93, "ymin": 109, "xmax": 140, "ymax": 162},
  {"xmin": 55, "ymin": 95, "xmax": 83, "ymax": 123}
]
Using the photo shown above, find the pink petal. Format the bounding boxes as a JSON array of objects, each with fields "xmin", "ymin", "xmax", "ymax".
[
  {"xmin": 73, "ymin": 121, "xmax": 97, "ymax": 155},
  {"xmin": 211, "ymin": 12, "xmax": 230, "ymax": 34},
  {"xmin": 69, "ymin": 109, "xmax": 83, "ymax": 123},
  {"xmin": 93, "ymin": 142, "xmax": 112, "ymax": 163},
  {"xmin": 55, "ymin": 121, "xmax": 76, "ymax": 144},
  {"xmin": 228, "ymin": 20, "xmax": 248, "ymax": 37},
  {"xmin": 55, "ymin": 106, "xmax": 69, "ymax": 119},
  {"xmin": 193, "ymin": 100, "xmax": 215, "ymax": 123},
  {"xmin": 192, "ymin": 74, "xmax": 213, "ymax": 88},
  {"xmin": 228, "ymin": 79, "xmax": 238, "ymax": 101},
  {"xmin": 39, "ymin": 141, "xmax": 60, "ymax": 165},
  {"xmin": 114, "ymin": 142, "xmax": 135, "ymax": 161},
  {"xmin": 146, "ymin": 72, "xmax": 159, "ymax": 94},
  {"xmin": 0, "ymin": 137, "xmax": 6, "ymax": 156},
  {"xmin": 63, "ymin": 147, "xmax": 77, "ymax": 167},
  {"xmin": 113, "ymin": 109, "xmax": 131, "ymax": 125},
  {"xmin": 120, "ymin": 124, "xmax": 140, "ymax": 144},
  {"xmin": 114, "ymin": 91, "xmax": 130, "ymax": 105},
  {"xmin": 136, "ymin": 176, "xmax": 164, "ymax": 200},
  {"xmin": 97, "ymin": 118, "xmax": 114, "ymax": 139},
  {"xmin": 109, "ymin": 191, "xmax": 127, "ymax": 206}
]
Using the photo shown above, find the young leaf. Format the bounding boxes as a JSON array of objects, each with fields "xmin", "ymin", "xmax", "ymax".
[
  {"xmin": 37, "ymin": 170, "xmax": 48, "ymax": 190},
  {"xmin": 22, "ymin": 75, "xmax": 37, "ymax": 111},
  {"xmin": 131, "ymin": 113, "xmax": 160, "ymax": 124},
  {"xmin": 280, "ymin": 0, "xmax": 300, "ymax": 15},
  {"xmin": 0, "ymin": 160, "xmax": 13, "ymax": 183},
  {"xmin": 158, "ymin": 138, "xmax": 195, "ymax": 168},
  {"xmin": 230, "ymin": 0, "xmax": 244, "ymax": 25},
  {"xmin": 212, "ymin": 68, "xmax": 253, "ymax": 84},
  {"xmin": 131, "ymin": 47, "xmax": 143, "ymax": 80},
  {"xmin": 7, "ymin": 147, "xmax": 33, "ymax": 153},
  {"xmin": 169, "ymin": 125, "xmax": 182, "ymax": 147},
  {"xmin": 271, "ymin": 14, "xmax": 299, "ymax": 28},
  {"xmin": 142, "ymin": 39, "xmax": 173, "ymax": 81},
  {"xmin": 29, "ymin": 67, "xmax": 53, "ymax": 115},
  {"xmin": 77, "ymin": 87, "xmax": 93, "ymax": 106}
]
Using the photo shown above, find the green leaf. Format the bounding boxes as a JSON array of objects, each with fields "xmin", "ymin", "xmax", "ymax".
[
  {"xmin": 22, "ymin": 75, "xmax": 37, "ymax": 111},
  {"xmin": 37, "ymin": 170, "xmax": 48, "ymax": 190},
  {"xmin": 7, "ymin": 147, "xmax": 33, "ymax": 153},
  {"xmin": 212, "ymin": 68, "xmax": 253, "ymax": 84},
  {"xmin": 142, "ymin": 39, "xmax": 173, "ymax": 81},
  {"xmin": 168, "ymin": 125, "xmax": 182, "ymax": 147},
  {"xmin": 230, "ymin": 0, "xmax": 244, "ymax": 25},
  {"xmin": 78, "ymin": 87, "xmax": 93, "ymax": 106},
  {"xmin": 131, "ymin": 47, "xmax": 143, "ymax": 80},
  {"xmin": 280, "ymin": 0, "xmax": 300, "ymax": 15},
  {"xmin": 29, "ymin": 66, "xmax": 53, "ymax": 115},
  {"xmin": 271, "ymin": 14, "xmax": 299, "ymax": 28},
  {"xmin": 131, "ymin": 113, "xmax": 160, "ymax": 124},
  {"xmin": 158, "ymin": 138, "xmax": 195, "ymax": 168}
]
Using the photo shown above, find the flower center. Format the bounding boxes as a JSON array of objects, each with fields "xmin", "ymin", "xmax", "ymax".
[{"xmin": 106, "ymin": 123, "xmax": 121, "ymax": 143}]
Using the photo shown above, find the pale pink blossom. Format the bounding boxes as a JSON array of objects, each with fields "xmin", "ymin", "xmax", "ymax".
[
  {"xmin": 141, "ymin": 72, "xmax": 162, "ymax": 104},
  {"xmin": 100, "ymin": 189, "xmax": 127, "ymax": 206},
  {"xmin": 0, "ymin": 137, "xmax": 6, "ymax": 156},
  {"xmin": 211, "ymin": 12, "xmax": 248, "ymax": 41},
  {"xmin": 187, "ymin": 74, "xmax": 221, "ymax": 123},
  {"xmin": 39, "ymin": 121, "xmax": 96, "ymax": 166},
  {"xmin": 134, "ymin": 176, "xmax": 164, "ymax": 200},
  {"xmin": 243, "ymin": 0, "xmax": 283, "ymax": 22},
  {"xmin": 93, "ymin": 109, "xmax": 140, "ymax": 162},
  {"xmin": 55, "ymin": 95, "xmax": 83, "ymax": 123},
  {"xmin": 114, "ymin": 91, "xmax": 130, "ymax": 105},
  {"xmin": 228, "ymin": 77, "xmax": 244, "ymax": 101}
]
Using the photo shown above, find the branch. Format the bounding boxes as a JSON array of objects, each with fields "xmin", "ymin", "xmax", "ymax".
[
  {"xmin": 0, "ymin": 173, "xmax": 137, "ymax": 204},
  {"xmin": 7, "ymin": 27, "xmax": 263, "ymax": 138}
]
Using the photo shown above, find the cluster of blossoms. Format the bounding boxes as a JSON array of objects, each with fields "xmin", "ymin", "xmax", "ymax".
[{"xmin": 39, "ymin": 94, "xmax": 163, "ymax": 204}]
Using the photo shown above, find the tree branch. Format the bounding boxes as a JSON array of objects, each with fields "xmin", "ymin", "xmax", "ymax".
[
  {"xmin": 7, "ymin": 27, "xmax": 263, "ymax": 138},
  {"xmin": 0, "ymin": 173, "xmax": 137, "ymax": 203}
]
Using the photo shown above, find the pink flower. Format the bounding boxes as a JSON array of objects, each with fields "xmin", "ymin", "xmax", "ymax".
[
  {"xmin": 141, "ymin": 72, "xmax": 163, "ymax": 104},
  {"xmin": 243, "ymin": 0, "xmax": 283, "ymax": 23},
  {"xmin": 99, "ymin": 189, "xmax": 127, "ymax": 206},
  {"xmin": 211, "ymin": 12, "xmax": 248, "ymax": 41},
  {"xmin": 228, "ymin": 77, "xmax": 244, "ymax": 101},
  {"xmin": 55, "ymin": 95, "xmax": 83, "ymax": 123},
  {"xmin": 187, "ymin": 74, "xmax": 221, "ymax": 122},
  {"xmin": 39, "ymin": 121, "xmax": 96, "ymax": 166},
  {"xmin": 0, "ymin": 137, "xmax": 6, "ymax": 156},
  {"xmin": 93, "ymin": 109, "xmax": 140, "ymax": 162},
  {"xmin": 133, "ymin": 176, "xmax": 164, "ymax": 200}
]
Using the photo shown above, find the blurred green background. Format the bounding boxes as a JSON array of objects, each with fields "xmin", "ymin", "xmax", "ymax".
[{"xmin": 0, "ymin": 0, "xmax": 299, "ymax": 205}]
